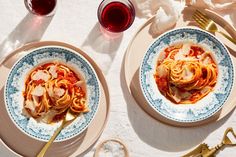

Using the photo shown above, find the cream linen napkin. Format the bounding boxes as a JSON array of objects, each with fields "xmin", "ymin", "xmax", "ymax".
[
  {"xmin": 131, "ymin": 0, "xmax": 185, "ymax": 35},
  {"xmin": 131, "ymin": 0, "xmax": 236, "ymax": 35}
]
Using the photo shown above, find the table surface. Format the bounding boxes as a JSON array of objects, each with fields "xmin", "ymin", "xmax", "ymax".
[{"xmin": 0, "ymin": 1, "xmax": 236, "ymax": 157}]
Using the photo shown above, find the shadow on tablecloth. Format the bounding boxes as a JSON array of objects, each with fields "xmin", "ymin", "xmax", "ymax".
[
  {"xmin": 120, "ymin": 56, "xmax": 235, "ymax": 152},
  {"xmin": 0, "ymin": 12, "xmax": 53, "ymax": 65},
  {"xmin": 81, "ymin": 22, "xmax": 123, "ymax": 74}
]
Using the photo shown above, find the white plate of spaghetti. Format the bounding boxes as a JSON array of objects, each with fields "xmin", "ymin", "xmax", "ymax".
[
  {"xmin": 140, "ymin": 27, "xmax": 234, "ymax": 123},
  {"xmin": 4, "ymin": 46, "xmax": 100, "ymax": 142}
]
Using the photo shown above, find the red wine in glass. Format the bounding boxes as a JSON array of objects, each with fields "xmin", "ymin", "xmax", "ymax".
[
  {"xmin": 24, "ymin": 0, "xmax": 57, "ymax": 16},
  {"xmin": 98, "ymin": 0, "xmax": 135, "ymax": 33}
]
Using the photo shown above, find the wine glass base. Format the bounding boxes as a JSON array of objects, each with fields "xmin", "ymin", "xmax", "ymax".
[{"xmin": 99, "ymin": 25, "xmax": 123, "ymax": 39}]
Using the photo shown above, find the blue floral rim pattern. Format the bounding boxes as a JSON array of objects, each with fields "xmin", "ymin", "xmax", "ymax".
[
  {"xmin": 4, "ymin": 46, "xmax": 100, "ymax": 142},
  {"xmin": 140, "ymin": 28, "xmax": 234, "ymax": 123}
]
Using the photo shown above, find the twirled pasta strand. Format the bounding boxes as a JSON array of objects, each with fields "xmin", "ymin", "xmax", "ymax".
[
  {"xmin": 154, "ymin": 44, "xmax": 218, "ymax": 104},
  {"xmin": 23, "ymin": 62, "xmax": 88, "ymax": 123}
]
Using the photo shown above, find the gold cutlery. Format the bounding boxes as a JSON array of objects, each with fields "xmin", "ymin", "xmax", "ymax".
[
  {"xmin": 182, "ymin": 127, "xmax": 236, "ymax": 157},
  {"xmin": 37, "ymin": 109, "xmax": 77, "ymax": 157},
  {"xmin": 192, "ymin": 10, "xmax": 236, "ymax": 45}
]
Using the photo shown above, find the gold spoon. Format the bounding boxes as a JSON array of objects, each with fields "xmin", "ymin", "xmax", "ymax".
[{"xmin": 37, "ymin": 109, "xmax": 77, "ymax": 157}]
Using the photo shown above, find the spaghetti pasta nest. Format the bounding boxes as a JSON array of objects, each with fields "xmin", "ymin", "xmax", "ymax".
[
  {"xmin": 154, "ymin": 43, "xmax": 218, "ymax": 104},
  {"xmin": 23, "ymin": 62, "xmax": 88, "ymax": 123}
]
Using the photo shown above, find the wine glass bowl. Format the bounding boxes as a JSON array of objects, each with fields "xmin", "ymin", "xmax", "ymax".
[
  {"xmin": 24, "ymin": 0, "xmax": 57, "ymax": 16},
  {"xmin": 97, "ymin": 0, "xmax": 135, "ymax": 33}
]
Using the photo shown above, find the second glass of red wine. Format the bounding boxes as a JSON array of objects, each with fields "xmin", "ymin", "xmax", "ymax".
[
  {"xmin": 24, "ymin": 0, "xmax": 57, "ymax": 16},
  {"xmin": 97, "ymin": 0, "xmax": 135, "ymax": 33}
]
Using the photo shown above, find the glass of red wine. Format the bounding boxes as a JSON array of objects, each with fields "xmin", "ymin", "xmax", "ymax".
[
  {"xmin": 97, "ymin": 0, "xmax": 135, "ymax": 33},
  {"xmin": 24, "ymin": 0, "xmax": 57, "ymax": 16}
]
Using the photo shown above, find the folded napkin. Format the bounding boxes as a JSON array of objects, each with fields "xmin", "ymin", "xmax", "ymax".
[{"xmin": 131, "ymin": 0, "xmax": 236, "ymax": 35}]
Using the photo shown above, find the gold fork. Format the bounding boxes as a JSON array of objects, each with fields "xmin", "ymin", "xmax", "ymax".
[
  {"xmin": 192, "ymin": 10, "xmax": 236, "ymax": 45},
  {"xmin": 37, "ymin": 109, "xmax": 77, "ymax": 157}
]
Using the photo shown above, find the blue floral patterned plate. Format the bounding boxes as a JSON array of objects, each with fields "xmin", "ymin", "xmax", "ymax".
[
  {"xmin": 4, "ymin": 46, "xmax": 100, "ymax": 142},
  {"xmin": 140, "ymin": 27, "xmax": 234, "ymax": 123}
]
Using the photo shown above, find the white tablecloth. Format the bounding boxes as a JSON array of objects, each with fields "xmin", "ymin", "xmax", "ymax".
[{"xmin": 0, "ymin": 1, "xmax": 236, "ymax": 157}]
